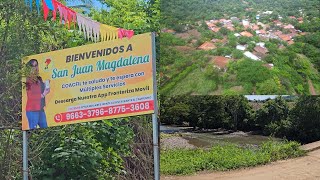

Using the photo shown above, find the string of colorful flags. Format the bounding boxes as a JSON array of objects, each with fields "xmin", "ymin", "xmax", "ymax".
[{"xmin": 25, "ymin": 0, "xmax": 135, "ymax": 42}]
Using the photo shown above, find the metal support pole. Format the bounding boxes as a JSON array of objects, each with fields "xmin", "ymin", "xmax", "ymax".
[
  {"xmin": 151, "ymin": 32, "xmax": 160, "ymax": 180},
  {"xmin": 23, "ymin": 131, "xmax": 28, "ymax": 180},
  {"xmin": 152, "ymin": 114, "xmax": 160, "ymax": 180}
]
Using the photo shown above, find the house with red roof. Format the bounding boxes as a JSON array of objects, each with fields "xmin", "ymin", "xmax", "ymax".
[
  {"xmin": 251, "ymin": 24, "xmax": 259, "ymax": 30},
  {"xmin": 211, "ymin": 56, "xmax": 231, "ymax": 71},
  {"xmin": 253, "ymin": 46, "xmax": 269, "ymax": 59},
  {"xmin": 278, "ymin": 34, "xmax": 292, "ymax": 41},
  {"xmin": 240, "ymin": 31, "xmax": 253, "ymax": 37},
  {"xmin": 211, "ymin": 27, "xmax": 221, "ymax": 33},
  {"xmin": 198, "ymin": 42, "xmax": 217, "ymax": 50},
  {"xmin": 284, "ymin": 24, "xmax": 295, "ymax": 29}
]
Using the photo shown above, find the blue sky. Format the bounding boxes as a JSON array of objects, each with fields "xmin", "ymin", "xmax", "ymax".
[
  {"xmin": 245, "ymin": 95, "xmax": 290, "ymax": 101},
  {"xmin": 67, "ymin": 0, "xmax": 107, "ymax": 10}
]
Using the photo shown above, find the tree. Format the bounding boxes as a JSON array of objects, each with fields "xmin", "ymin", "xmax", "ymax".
[
  {"xmin": 93, "ymin": 0, "xmax": 160, "ymax": 33},
  {"xmin": 219, "ymin": 27, "xmax": 229, "ymax": 36},
  {"xmin": 256, "ymin": 78, "xmax": 285, "ymax": 95},
  {"xmin": 224, "ymin": 96, "xmax": 252, "ymax": 131},
  {"xmin": 0, "ymin": 0, "xmax": 160, "ymax": 179},
  {"xmin": 289, "ymin": 96, "xmax": 320, "ymax": 143},
  {"xmin": 233, "ymin": 59, "xmax": 272, "ymax": 92},
  {"xmin": 255, "ymin": 97, "xmax": 290, "ymax": 136},
  {"xmin": 168, "ymin": 102, "xmax": 191, "ymax": 125},
  {"xmin": 232, "ymin": 49, "xmax": 244, "ymax": 59},
  {"xmin": 238, "ymin": 36, "xmax": 250, "ymax": 45}
]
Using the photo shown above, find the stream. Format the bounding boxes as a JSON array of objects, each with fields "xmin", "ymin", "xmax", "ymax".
[{"xmin": 160, "ymin": 125, "xmax": 281, "ymax": 148}]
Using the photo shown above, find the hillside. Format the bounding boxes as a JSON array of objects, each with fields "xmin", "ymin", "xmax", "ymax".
[{"xmin": 160, "ymin": 0, "xmax": 320, "ymax": 96}]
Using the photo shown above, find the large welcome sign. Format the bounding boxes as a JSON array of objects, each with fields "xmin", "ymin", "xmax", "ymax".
[{"xmin": 22, "ymin": 33, "xmax": 155, "ymax": 130}]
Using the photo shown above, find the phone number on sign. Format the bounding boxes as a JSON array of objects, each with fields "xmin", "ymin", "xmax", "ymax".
[{"xmin": 54, "ymin": 101, "xmax": 153, "ymax": 122}]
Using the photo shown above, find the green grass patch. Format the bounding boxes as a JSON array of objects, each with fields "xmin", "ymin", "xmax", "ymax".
[
  {"xmin": 161, "ymin": 141, "xmax": 304, "ymax": 175},
  {"xmin": 167, "ymin": 67, "xmax": 218, "ymax": 96},
  {"xmin": 160, "ymin": 64, "xmax": 197, "ymax": 95}
]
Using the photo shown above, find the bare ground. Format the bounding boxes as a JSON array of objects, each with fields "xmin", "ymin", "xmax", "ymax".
[
  {"xmin": 162, "ymin": 148, "xmax": 320, "ymax": 180},
  {"xmin": 308, "ymin": 79, "xmax": 316, "ymax": 95},
  {"xmin": 161, "ymin": 136, "xmax": 195, "ymax": 150},
  {"xmin": 175, "ymin": 29, "xmax": 201, "ymax": 40}
]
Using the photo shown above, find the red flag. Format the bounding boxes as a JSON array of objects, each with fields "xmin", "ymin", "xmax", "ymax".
[{"xmin": 42, "ymin": 0, "xmax": 50, "ymax": 21}]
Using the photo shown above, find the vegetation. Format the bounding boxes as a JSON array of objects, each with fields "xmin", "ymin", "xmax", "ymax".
[
  {"xmin": 0, "ymin": 0, "xmax": 159, "ymax": 179},
  {"xmin": 161, "ymin": 141, "xmax": 304, "ymax": 175},
  {"xmin": 160, "ymin": 0, "xmax": 320, "ymax": 95},
  {"xmin": 161, "ymin": 0, "xmax": 319, "ymax": 29},
  {"xmin": 161, "ymin": 95, "xmax": 320, "ymax": 144}
]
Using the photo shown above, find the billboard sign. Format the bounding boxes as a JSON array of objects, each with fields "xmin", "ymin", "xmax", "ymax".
[{"xmin": 22, "ymin": 33, "xmax": 155, "ymax": 130}]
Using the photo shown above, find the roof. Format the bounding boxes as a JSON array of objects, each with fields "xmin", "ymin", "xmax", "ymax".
[
  {"xmin": 274, "ymin": 31, "xmax": 283, "ymax": 36},
  {"xmin": 254, "ymin": 46, "xmax": 268, "ymax": 54},
  {"xmin": 252, "ymin": 25, "xmax": 259, "ymax": 30},
  {"xmin": 244, "ymin": 51, "xmax": 260, "ymax": 61},
  {"xmin": 279, "ymin": 34, "xmax": 291, "ymax": 41},
  {"xmin": 256, "ymin": 42, "xmax": 265, "ymax": 47},
  {"xmin": 226, "ymin": 26, "xmax": 235, "ymax": 31},
  {"xmin": 284, "ymin": 24, "xmax": 294, "ymax": 29},
  {"xmin": 207, "ymin": 23, "xmax": 216, "ymax": 28},
  {"xmin": 259, "ymin": 30, "xmax": 266, "ymax": 34},
  {"xmin": 240, "ymin": 31, "xmax": 253, "ymax": 37},
  {"xmin": 212, "ymin": 56, "xmax": 230, "ymax": 69},
  {"xmin": 198, "ymin": 42, "xmax": 217, "ymax": 50},
  {"xmin": 234, "ymin": 33, "xmax": 241, "ymax": 37},
  {"xmin": 236, "ymin": 45, "xmax": 246, "ymax": 51},
  {"xmin": 211, "ymin": 27, "xmax": 221, "ymax": 33},
  {"xmin": 263, "ymin": 63, "xmax": 274, "ymax": 69},
  {"xmin": 211, "ymin": 38, "xmax": 227, "ymax": 43},
  {"xmin": 288, "ymin": 40, "xmax": 294, "ymax": 45}
]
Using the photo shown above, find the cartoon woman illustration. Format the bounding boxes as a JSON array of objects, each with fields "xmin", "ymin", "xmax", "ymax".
[{"xmin": 25, "ymin": 59, "xmax": 50, "ymax": 129}]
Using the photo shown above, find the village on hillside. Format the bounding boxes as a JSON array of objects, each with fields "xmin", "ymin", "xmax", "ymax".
[
  {"xmin": 160, "ymin": 1, "xmax": 320, "ymax": 96},
  {"xmin": 163, "ymin": 10, "xmax": 307, "ymax": 71}
]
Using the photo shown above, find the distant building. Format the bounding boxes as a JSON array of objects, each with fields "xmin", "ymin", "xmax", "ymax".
[
  {"xmin": 198, "ymin": 42, "xmax": 217, "ymax": 50},
  {"xmin": 278, "ymin": 34, "xmax": 292, "ymax": 41},
  {"xmin": 231, "ymin": 17, "xmax": 240, "ymax": 23},
  {"xmin": 256, "ymin": 30, "xmax": 267, "ymax": 35},
  {"xmin": 253, "ymin": 46, "xmax": 269, "ymax": 59},
  {"xmin": 244, "ymin": 51, "xmax": 260, "ymax": 61},
  {"xmin": 211, "ymin": 56, "xmax": 231, "ymax": 71},
  {"xmin": 234, "ymin": 33, "xmax": 241, "ymax": 37},
  {"xmin": 288, "ymin": 40, "xmax": 294, "ymax": 45},
  {"xmin": 242, "ymin": 20, "xmax": 250, "ymax": 28},
  {"xmin": 263, "ymin": 63, "xmax": 274, "ymax": 69},
  {"xmin": 240, "ymin": 31, "xmax": 254, "ymax": 37},
  {"xmin": 284, "ymin": 24, "xmax": 295, "ymax": 29},
  {"xmin": 236, "ymin": 45, "xmax": 246, "ymax": 51},
  {"xmin": 256, "ymin": 42, "xmax": 265, "ymax": 47},
  {"xmin": 251, "ymin": 24, "xmax": 260, "ymax": 30},
  {"xmin": 211, "ymin": 27, "xmax": 221, "ymax": 33},
  {"xmin": 262, "ymin": 11, "xmax": 273, "ymax": 15}
]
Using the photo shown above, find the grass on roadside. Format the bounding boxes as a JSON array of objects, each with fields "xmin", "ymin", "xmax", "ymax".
[{"xmin": 161, "ymin": 140, "xmax": 305, "ymax": 175}]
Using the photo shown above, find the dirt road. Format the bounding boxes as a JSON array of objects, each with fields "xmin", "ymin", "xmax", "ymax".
[
  {"xmin": 308, "ymin": 79, "xmax": 316, "ymax": 95},
  {"xmin": 162, "ymin": 148, "xmax": 320, "ymax": 180}
]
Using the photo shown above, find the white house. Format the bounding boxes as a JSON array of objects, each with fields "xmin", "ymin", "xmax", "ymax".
[
  {"xmin": 236, "ymin": 45, "xmax": 246, "ymax": 51},
  {"xmin": 244, "ymin": 51, "xmax": 260, "ymax": 61},
  {"xmin": 256, "ymin": 42, "xmax": 265, "ymax": 47},
  {"xmin": 263, "ymin": 11, "xmax": 273, "ymax": 15},
  {"xmin": 234, "ymin": 33, "xmax": 241, "ymax": 37}
]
